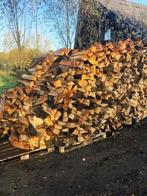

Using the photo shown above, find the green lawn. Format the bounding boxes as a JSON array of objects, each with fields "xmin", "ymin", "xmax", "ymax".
[{"xmin": 0, "ymin": 73, "xmax": 18, "ymax": 94}]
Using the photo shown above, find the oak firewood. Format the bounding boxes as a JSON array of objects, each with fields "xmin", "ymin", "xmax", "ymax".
[
  {"xmin": 53, "ymin": 80, "xmax": 62, "ymax": 88},
  {"xmin": 21, "ymin": 74, "xmax": 37, "ymax": 81},
  {"xmin": 62, "ymin": 128, "xmax": 69, "ymax": 133},
  {"xmin": 1, "ymin": 39, "xmax": 147, "ymax": 150},
  {"xmin": 44, "ymin": 117, "xmax": 53, "ymax": 126},
  {"xmin": 63, "ymin": 112, "xmax": 68, "ymax": 122},
  {"xmin": 18, "ymin": 80, "xmax": 34, "ymax": 88},
  {"xmin": 28, "ymin": 116, "xmax": 44, "ymax": 129}
]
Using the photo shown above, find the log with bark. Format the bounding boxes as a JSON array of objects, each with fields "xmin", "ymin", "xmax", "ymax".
[{"xmin": 0, "ymin": 39, "xmax": 147, "ymax": 150}]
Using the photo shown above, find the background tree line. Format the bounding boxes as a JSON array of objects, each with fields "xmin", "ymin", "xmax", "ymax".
[
  {"xmin": 0, "ymin": 0, "xmax": 79, "ymax": 71},
  {"xmin": 0, "ymin": 0, "xmax": 144, "ymax": 71}
]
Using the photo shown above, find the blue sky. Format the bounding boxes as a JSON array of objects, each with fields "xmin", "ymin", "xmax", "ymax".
[{"xmin": 130, "ymin": 0, "xmax": 147, "ymax": 5}]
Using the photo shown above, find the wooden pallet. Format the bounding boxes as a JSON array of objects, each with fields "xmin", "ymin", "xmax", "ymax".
[
  {"xmin": 0, "ymin": 141, "xmax": 55, "ymax": 164},
  {"xmin": 57, "ymin": 132, "xmax": 107, "ymax": 154},
  {"xmin": 0, "ymin": 132, "xmax": 107, "ymax": 164}
]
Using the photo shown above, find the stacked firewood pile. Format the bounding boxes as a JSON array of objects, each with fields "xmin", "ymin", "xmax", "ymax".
[{"xmin": 0, "ymin": 39, "xmax": 147, "ymax": 150}]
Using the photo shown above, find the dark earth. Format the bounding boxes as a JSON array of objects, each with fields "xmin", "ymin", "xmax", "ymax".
[{"xmin": 1, "ymin": 119, "xmax": 147, "ymax": 196}]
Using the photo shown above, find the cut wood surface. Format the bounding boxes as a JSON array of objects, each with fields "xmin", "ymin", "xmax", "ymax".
[{"xmin": 0, "ymin": 39, "xmax": 147, "ymax": 150}]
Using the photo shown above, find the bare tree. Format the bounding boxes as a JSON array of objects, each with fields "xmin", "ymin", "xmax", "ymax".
[
  {"xmin": 44, "ymin": 0, "xmax": 78, "ymax": 48},
  {"xmin": 0, "ymin": 0, "xmax": 33, "ymax": 51},
  {"xmin": 0, "ymin": 0, "xmax": 35, "ymax": 69},
  {"xmin": 29, "ymin": 0, "xmax": 43, "ymax": 50}
]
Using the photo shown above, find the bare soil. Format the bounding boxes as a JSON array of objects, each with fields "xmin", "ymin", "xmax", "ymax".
[{"xmin": 0, "ymin": 119, "xmax": 147, "ymax": 196}]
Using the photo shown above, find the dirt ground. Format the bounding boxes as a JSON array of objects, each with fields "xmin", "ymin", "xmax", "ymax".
[{"xmin": 0, "ymin": 120, "xmax": 147, "ymax": 196}]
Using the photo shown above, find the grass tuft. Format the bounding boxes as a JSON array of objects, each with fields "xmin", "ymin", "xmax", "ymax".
[{"xmin": 0, "ymin": 71, "xmax": 18, "ymax": 94}]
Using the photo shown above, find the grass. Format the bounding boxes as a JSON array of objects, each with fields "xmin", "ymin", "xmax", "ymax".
[{"xmin": 0, "ymin": 71, "xmax": 18, "ymax": 94}]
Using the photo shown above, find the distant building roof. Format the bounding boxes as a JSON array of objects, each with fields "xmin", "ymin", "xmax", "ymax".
[{"xmin": 99, "ymin": 0, "xmax": 147, "ymax": 26}]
